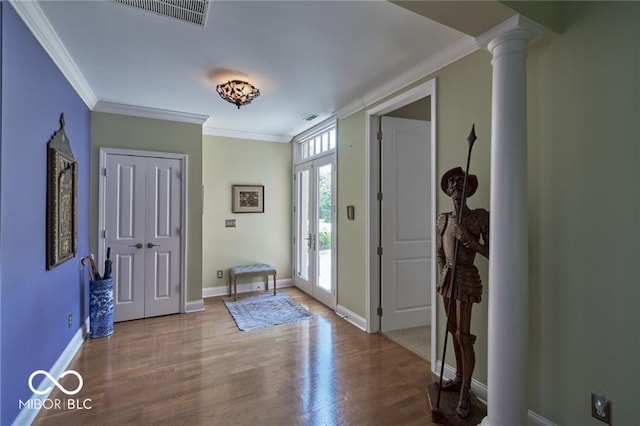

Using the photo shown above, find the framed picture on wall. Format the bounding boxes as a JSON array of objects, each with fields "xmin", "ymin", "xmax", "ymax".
[
  {"xmin": 232, "ymin": 184, "xmax": 264, "ymax": 213},
  {"xmin": 46, "ymin": 113, "xmax": 78, "ymax": 270}
]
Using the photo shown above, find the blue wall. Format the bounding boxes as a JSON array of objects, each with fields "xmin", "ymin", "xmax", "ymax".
[{"xmin": 1, "ymin": 4, "xmax": 90, "ymax": 424}]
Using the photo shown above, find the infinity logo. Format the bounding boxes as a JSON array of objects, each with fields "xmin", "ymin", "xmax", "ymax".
[{"xmin": 28, "ymin": 370, "xmax": 84, "ymax": 396}]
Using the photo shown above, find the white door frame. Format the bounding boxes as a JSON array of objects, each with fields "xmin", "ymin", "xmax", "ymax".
[
  {"xmin": 98, "ymin": 148, "xmax": 188, "ymax": 314},
  {"xmin": 365, "ymin": 78, "xmax": 438, "ymax": 362}
]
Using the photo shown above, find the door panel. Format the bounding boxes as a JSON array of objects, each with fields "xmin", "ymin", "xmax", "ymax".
[
  {"xmin": 294, "ymin": 165, "xmax": 312, "ymax": 294},
  {"xmin": 106, "ymin": 155, "xmax": 146, "ymax": 322},
  {"xmin": 313, "ymin": 156, "xmax": 336, "ymax": 308},
  {"xmin": 144, "ymin": 158, "xmax": 181, "ymax": 318},
  {"xmin": 381, "ymin": 116, "xmax": 431, "ymax": 332},
  {"xmin": 104, "ymin": 153, "xmax": 182, "ymax": 322},
  {"xmin": 114, "ymin": 253, "xmax": 136, "ymax": 302}
]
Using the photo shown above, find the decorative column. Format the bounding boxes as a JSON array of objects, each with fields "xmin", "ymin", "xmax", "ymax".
[{"xmin": 476, "ymin": 15, "xmax": 544, "ymax": 426}]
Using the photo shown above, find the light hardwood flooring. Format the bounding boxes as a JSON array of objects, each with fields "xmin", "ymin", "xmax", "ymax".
[{"xmin": 34, "ymin": 287, "xmax": 437, "ymax": 425}]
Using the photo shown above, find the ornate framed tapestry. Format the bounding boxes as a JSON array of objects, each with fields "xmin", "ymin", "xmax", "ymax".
[{"xmin": 46, "ymin": 114, "xmax": 78, "ymax": 270}]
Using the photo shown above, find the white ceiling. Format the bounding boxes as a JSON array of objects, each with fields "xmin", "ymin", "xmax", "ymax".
[{"xmin": 25, "ymin": 0, "xmax": 474, "ymax": 142}]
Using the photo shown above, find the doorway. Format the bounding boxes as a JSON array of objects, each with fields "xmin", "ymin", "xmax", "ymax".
[
  {"xmin": 98, "ymin": 148, "xmax": 186, "ymax": 322},
  {"xmin": 293, "ymin": 154, "xmax": 337, "ymax": 309},
  {"xmin": 366, "ymin": 79, "xmax": 437, "ymax": 363}
]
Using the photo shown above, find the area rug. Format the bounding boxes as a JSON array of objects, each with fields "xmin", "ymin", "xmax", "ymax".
[{"xmin": 223, "ymin": 291, "xmax": 313, "ymax": 331}]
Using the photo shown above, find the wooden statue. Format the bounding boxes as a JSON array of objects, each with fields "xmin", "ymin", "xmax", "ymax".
[{"xmin": 436, "ymin": 166, "xmax": 489, "ymax": 418}]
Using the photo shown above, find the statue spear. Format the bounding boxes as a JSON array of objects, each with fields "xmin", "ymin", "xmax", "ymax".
[{"xmin": 436, "ymin": 124, "xmax": 477, "ymax": 409}]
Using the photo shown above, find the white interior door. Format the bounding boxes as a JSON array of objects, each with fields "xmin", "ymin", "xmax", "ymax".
[
  {"xmin": 105, "ymin": 154, "xmax": 146, "ymax": 322},
  {"xmin": 381, "ymin": 116, "xmax": 432, "ymax": 332},
  {"xmin": 143, "ymin": 158, "xmax": 182, "ymax": 318},
  {"xmin": 103, "ymin": 152, "xmax": 182, "ymax": 322},
  {"xmin": 294, "ymin": 155, "xmax": 336, "ymax": 309}
]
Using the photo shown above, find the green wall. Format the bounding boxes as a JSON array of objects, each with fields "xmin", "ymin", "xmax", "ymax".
[
  {"xmin": 90, "ymin": 111, "xmax": 204, "ymax": 303},
  {"xmin": 202, "ymin": 135, "xmax": 292, "ymax": 288},
  {"xmin": 336, "ymin": 110, "xmax": 369, "ymax": 315},
  {"xmin": 432, "ymin": 50, "xmax": 493, "ymax": 383},
  {"xmin": 526, "ymin": 2, "xmax": 639, "ymax": 424},
  {"xmin": 386, "ymin": 97, "xmax": 431, "ymax": 121}
]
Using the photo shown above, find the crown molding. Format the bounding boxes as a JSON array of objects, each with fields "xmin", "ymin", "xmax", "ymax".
[
  {"xmin": 93, "ymin": 101, "xmax": 209, "ymax": 125},
  {"xmin": 202, "ymin": 125, "xmax": 291, "ymax": 143},
  {"xmin": 335, "ymin": 35, "xmax": 477, "ymax": 120},
  {"xmin": 9, "ymin": 0, "xmax": 98, "ymax": 109}
]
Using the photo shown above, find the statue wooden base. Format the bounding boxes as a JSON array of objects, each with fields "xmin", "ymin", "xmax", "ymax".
[{"xmin": 427, "ymin": 382, "xmax": 487, "ymax": 425}]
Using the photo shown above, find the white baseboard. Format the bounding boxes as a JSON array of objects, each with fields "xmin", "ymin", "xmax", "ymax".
[
  {"xmin": 527, "ymin": 410, "xmax": 557, "ymax": 426},
  {"xmin": 432, "ymin": 361, "xmax": 556, "ymax": 426},
  {"xmin": 185, "ymin": 299, "xmax": 205, "ymax": 313},
  {"xmin": 12, "ymin": 317, "xmax": 89, "ymax": 426},
  {"xmin": 335, "ymin": 304, "xmax": 367, "ymax": 331},
  {"xmin": 202, "ymin": 278, "xmax": 293, "ymax": 298}
]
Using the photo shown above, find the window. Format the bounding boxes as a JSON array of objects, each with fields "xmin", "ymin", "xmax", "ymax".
[{"xmin": 294, "ymin": 119, "xmax": 336, "ymax": 163}]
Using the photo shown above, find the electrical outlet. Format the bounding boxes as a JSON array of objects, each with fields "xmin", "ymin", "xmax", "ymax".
[
  {"xmin": 68, "ymin": 313, "xmax": 73, "ymax": 328},
  {"xmin": 217, "ymin": 270, "xmax": 223, "ymax": 279},
  {"xmin": 591, "ymin": 392, "xmax": 612, "ymax": 424}
]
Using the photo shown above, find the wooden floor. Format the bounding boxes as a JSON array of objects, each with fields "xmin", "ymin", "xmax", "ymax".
[{"xmin": 34, "ymin": 288, "xmax": 437, "ymax": 425}]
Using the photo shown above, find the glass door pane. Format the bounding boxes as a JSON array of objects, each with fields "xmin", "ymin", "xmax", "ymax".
[
  {"xmin": 316, "ymin": 163, "xmax": 333, "ymax": 292},
  {"xmin": 311, "ymin": 155, "xmax": 336, "ymax": 309},
  {"xmin": 294, "ymin": 165, "xmax": 312, "ymax": 293}
]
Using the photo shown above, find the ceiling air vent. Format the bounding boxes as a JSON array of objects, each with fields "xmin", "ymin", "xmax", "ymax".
[{"xmin": 112, "ymin": 0, "xmax": 209, "ymax": 27}]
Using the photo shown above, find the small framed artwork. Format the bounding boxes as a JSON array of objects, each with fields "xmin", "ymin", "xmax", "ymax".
[
  {"xmin": 232, "ymin": 184, "xmax": 264, "ymax": 213},
  {"xmin": 46, "ymin": 113, "xmax": 78, "ymax": 270}
]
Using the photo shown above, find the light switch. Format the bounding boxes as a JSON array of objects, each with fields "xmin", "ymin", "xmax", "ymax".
[{"xmin": 225, "ymin": 219, "xmax": 236, "ymax": 227}]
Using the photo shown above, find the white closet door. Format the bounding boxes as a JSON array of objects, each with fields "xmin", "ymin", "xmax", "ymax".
[{"xmin": 104, "ymin": 153, "xmax": 182, "ymax": 322}]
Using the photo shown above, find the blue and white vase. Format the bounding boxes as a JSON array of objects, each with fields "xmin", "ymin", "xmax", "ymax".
[{"xmin": 89, "ymin": 278, "xmax": 114, "ymax": 338}]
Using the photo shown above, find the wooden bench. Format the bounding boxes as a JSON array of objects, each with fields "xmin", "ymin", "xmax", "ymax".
[{"xmin": 228, "ymin": 264, "xmax": 277, "ymax": 301}]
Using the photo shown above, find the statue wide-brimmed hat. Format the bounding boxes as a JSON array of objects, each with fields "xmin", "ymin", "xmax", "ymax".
[{"xmin": 441, "ymin": 166, "xmax": 478, "ymax": 197}]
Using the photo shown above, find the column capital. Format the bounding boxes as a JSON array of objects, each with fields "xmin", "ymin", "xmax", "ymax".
[{"xmin": 476, "ymin": 14, "xmax": 545, "ymax": 54}]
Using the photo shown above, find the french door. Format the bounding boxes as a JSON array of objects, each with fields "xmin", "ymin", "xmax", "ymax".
[{"xmin": 294, "ymin": 154, "xmax": 336, "ymax": 309}]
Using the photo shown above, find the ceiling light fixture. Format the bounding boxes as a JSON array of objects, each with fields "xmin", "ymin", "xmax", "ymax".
[{"xmin": 216, "ymin": 80, "xmax": 260, "ymax": 109}]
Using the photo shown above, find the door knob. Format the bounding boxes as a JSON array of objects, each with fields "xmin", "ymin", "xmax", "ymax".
[
  {"xmin": 128, "ymin": 243, "xmax": 143, "ymax": 249},
  {"xmin": 147, "ymin": 243, "xmax": 160, "ymax": 249}
]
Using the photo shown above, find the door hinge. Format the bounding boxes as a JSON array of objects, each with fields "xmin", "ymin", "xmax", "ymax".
[
  {"xmin": 103, "ymin": 167, "xmax": 107, "ymax": 177},
  {"xmin": 377, "ymin": 192, "xmax": 383, "ymax": 201},
  {"xmin": 102, "ymin": 230, "xmax": 107, "ymax": 239},
  {"xmin": 377, "ymin": 306, "xmax": 383, "ymax": 316},
  {"xmin": 377, "ymin": 131, "xmax": 383, "ymax": 141},
  {"xmin": 377, "ymin": 247, "xmax": 383, "ymax": 256}
]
